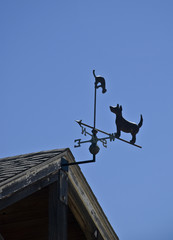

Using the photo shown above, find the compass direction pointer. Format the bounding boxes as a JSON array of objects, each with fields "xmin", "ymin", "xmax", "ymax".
[
  {"xmin": 81, "ymin": 126, "xmax": 92, "ymax": 137},
  {"xmin": 74, "ymin": 138, "xmax": 92, "ymax": 148},
  {"xmin": 99, "ymin": 139, "xmax": 107, "ymax": 148}
]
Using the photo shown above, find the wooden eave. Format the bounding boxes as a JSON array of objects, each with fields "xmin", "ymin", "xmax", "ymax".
[
  {"xmin": 0, "ymin": 151, "xmax": 68, "ymax": 201},
  {"xmin": 0, "ymin": 149, "xmax": 119, "ymax": 240},
  {"xmin": 66, "ymin": 150, "xmax": 119, "ymax": 240}
]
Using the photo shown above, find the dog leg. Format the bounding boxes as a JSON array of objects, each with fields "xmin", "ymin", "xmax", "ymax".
[
  {"xmin": 115, "ymin": 129, "xmax": 121, "ymax": 138},
  {"xmin": 130, "ymin": 134, "xmax": 136, "ymax": 144}
]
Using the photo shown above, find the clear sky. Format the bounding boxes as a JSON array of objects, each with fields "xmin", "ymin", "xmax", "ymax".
[{"xmin": 1, "ymin": 1, "xmax": 173, "ymax": 239}]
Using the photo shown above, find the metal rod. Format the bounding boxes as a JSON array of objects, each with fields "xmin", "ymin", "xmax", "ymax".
[
  {"xmin": 94, "ymin": 81, "xmax": 97, "ymax": 129},
  {"xmin": 61, "ymin": 155, "xmax": 96, "ymax": 166},
  {"xmin": 99, "ymin": 135, "xmax": 142, "ymax": 148}
]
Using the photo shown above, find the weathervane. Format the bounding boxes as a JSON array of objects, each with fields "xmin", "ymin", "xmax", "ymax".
[{"xmin": 63, "ymin": 70, "xmax": 143, "ymax": 167}]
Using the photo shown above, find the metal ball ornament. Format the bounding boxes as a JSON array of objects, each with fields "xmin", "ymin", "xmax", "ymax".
[{"xmin": 89, "ymin": 143, "xmax": 100, "ymax": 155}]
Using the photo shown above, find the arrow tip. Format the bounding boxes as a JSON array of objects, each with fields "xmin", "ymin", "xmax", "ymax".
[{"xmin": 75, "ymin": 120, "xmax": 82, "ymax": 126}]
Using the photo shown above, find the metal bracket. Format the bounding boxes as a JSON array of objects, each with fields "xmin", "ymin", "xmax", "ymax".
[
  {"xmin": 61, "ymin": 156, "xmax": 95, "ymax": 167},
  {"xmin": 61, "ymin": 158, "xmax": 69, "ymax": 172}
]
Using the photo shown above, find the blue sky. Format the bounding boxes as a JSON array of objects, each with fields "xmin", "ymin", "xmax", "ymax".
[{"xmin": 1, "ymin": 1, "xmax": 173, "ymax": 239}]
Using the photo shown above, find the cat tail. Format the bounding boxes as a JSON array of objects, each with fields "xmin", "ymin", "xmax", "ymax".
[{"xmin": 93, "ymin": 70, "xmax": 96, "ymax": 78}]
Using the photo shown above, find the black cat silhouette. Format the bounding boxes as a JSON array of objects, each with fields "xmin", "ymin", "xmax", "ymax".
[{"xmin": 93, "ymin": 70, "xmax": 107, "ymax": 93}]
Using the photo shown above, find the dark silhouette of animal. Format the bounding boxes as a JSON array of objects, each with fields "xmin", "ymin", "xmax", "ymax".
[
  {"xmin": 110, "ymin": 104, "xmax": 143, "ymax": 144},
  {"xmin": 93, "ymin": 70, "xmax": 107, "ymax": 93}
]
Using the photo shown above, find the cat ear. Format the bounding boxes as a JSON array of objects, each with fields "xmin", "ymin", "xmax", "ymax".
[{"xmin": 120, "ymin": 105, "xmax": 122, "ymax": 111}]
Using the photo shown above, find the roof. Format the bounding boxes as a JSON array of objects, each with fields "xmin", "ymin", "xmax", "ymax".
[
  {"xmin": 0, "ymin": 149, "xmax": 66, "ymax": 184},
  {"xmin": 0, "ymin": 148, "xmax": 119, "ymax": 240}
]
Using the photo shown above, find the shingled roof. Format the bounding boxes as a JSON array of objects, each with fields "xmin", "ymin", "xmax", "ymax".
[
  {"xmin": 0, "ymin": 149, "xmax": 69, "ymax": 201},
  {"xmin": 0, "ymin": 148, "xmax": 119, "ymax": 240},
  {"xmin": 0, "ymin": 149, "xmax": 66, "ymax": 184}
]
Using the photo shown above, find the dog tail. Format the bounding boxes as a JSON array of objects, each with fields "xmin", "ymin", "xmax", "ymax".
[{"xmin": 138, "ymin": 114, "xmax": 143, "ymax": 128}]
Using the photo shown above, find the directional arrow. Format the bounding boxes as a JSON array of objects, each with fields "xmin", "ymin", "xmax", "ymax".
[{"xmin": 75, "ymin": 120, "xmax": 142, "ymax": 149}]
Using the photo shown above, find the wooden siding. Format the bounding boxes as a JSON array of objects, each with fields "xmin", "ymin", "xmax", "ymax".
[
  {"xmin": 0, "ymin": 187, "xmax": 49, "ymax": 240},
  {"xmin": 0, "ymin": 186, "xmax": 86, "ymax": 240}
]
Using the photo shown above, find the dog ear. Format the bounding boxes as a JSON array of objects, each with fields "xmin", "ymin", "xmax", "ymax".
[
  {"xmin": 120, "ymin": 105, "xmax": 122, "ymax": 111},
  {"xmin": 117, "ymin": 104, "xmax": 119, "ymax": 107}
]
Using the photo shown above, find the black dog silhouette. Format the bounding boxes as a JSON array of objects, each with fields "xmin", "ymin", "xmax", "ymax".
[
  {"xmin": 93, "ymin": 70, "xmax": 107, "ymax": 93},
  {"xmin": 110, "ymin": 104, "xmax": 143, "ymax": 144}
]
